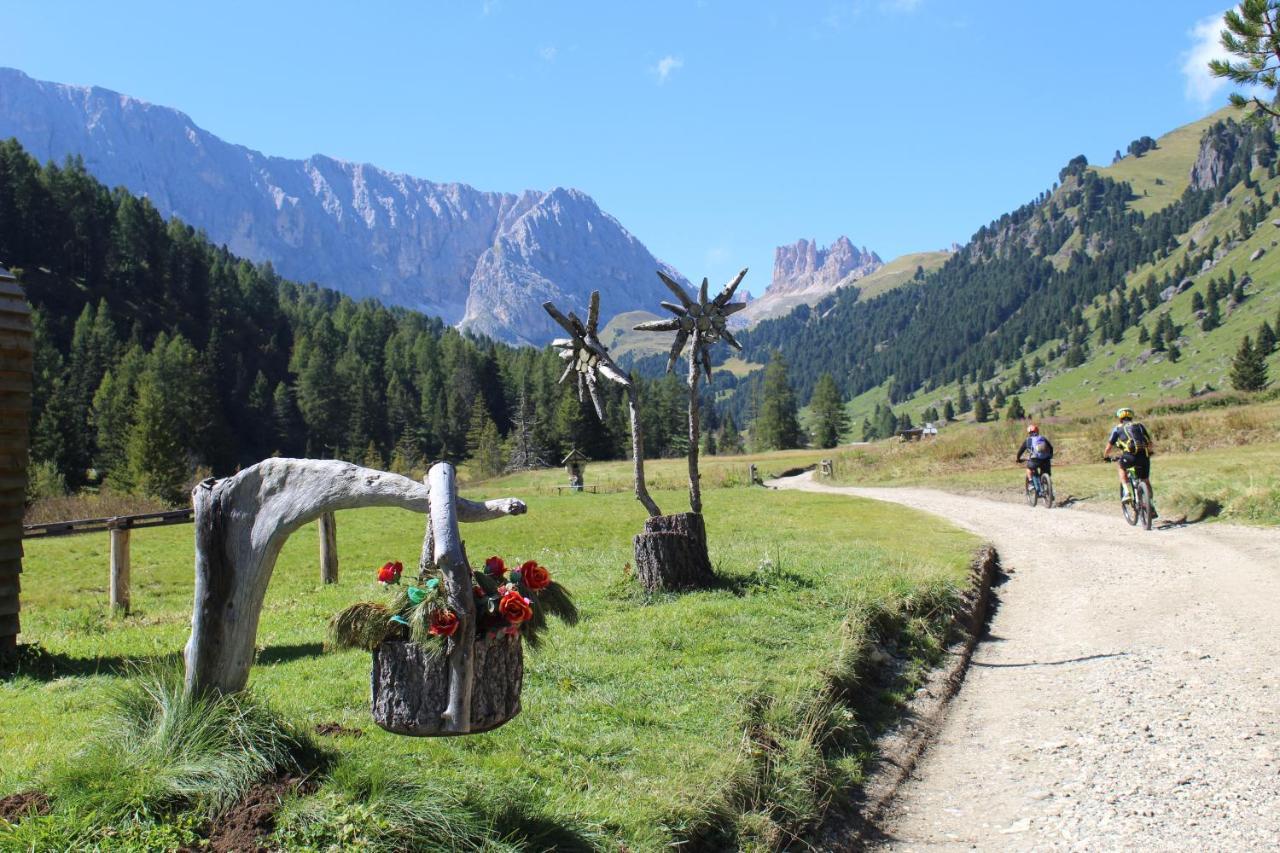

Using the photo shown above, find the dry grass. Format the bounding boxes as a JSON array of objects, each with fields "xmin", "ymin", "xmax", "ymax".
[{"xmin": 24, "ymin": 491, "xmax": 171, "ymax": 525}]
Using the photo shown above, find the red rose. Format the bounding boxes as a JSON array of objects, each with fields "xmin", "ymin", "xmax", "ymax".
[
  {"xmin": 377, "ymin": 561, "xmax": 403, "ymax": 584},
  {"xmin": 428, "ymin": 609, "xmax": 459, "ymax": 637},
  {"xmin": 497, "ymin": 589, "xmax": 533, "ymax": 624},
  {"xmin": 520, "ymin": 560, "xmax": 551, "ymax": 591},
  {"xmin": 484, "ymin": 556, "xmax": 506, "ymax": 577}
]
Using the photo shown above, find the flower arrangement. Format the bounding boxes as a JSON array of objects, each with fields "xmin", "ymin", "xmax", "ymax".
[{"xmin": 328, "ymin": 556, "xmax": 577, "ymax": 655}]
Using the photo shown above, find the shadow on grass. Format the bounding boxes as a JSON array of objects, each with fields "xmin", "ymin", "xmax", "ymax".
[
  {"xmin": 485, "ymin": 805, "xmax": 600, "ymax": 852},
  {"xmin": 2, "ymin": 641, "xmax": 328, "ymax": 682}
]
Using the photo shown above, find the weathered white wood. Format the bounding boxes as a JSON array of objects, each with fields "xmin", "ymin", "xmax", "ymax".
[
  {"xmin": 318, "ymin": 512, "xmax": 338, "ymax": 584},
  {"xmin": 626, "ymin": 385, "xmax": 662, "ymax": 517},
  {"xmin": 426, "ymin": 462, "xmax": 475, "ymax": 734},
  {"xmin": 109, "ymin": 524, "xmax": 130, "ymax": 613},
  {"xmin": 183, "ymin": 458, "xmax": 525, "ymax": 695},
  {"xmin": 687, "ymin": 345, "xmax": 703, "ymax": 514}
]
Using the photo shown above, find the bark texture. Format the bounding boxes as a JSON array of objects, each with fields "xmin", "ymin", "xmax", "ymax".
[
  {"xmin": 633, "ymin": 511, "xmax": 714, "ymax": 592},
  {"xmin": 371, "ymin": 634, "xmax": 523, "ymax": 736}
]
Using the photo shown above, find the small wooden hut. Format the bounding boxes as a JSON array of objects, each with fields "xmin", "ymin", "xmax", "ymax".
[
  {"xmin": 0, "ymin": 266, "xmax": 33, "ymax": 654},
  {"xmin": 562, "ymin": 448, "xmax": 588, "ymax": 491}
]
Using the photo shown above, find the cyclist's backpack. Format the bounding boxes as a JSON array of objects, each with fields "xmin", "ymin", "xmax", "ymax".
[
  {"xmin": 1116, "ymin": 423, "xmax": 1149, "ymax": 454},
  {"xmin": 1029, "ymin": 434, "xmax": 1051, "ymax": 460}
]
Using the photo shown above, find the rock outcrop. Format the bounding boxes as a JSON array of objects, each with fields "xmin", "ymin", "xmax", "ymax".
[
  {"xmin": 734, "ymin": 236, "xmax": 881, "ymax": 325},
  {"xmin": 1190, "ymin": 122, "xmax": 1240, "ymax": 191},
  {"xmin": 0, "ymin": 67, "xmax": 685, "ymax": 344}
]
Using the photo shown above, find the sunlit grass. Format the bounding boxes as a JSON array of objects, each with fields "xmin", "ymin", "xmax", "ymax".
[{"xmin": 2, "ymin": 474, "xmax": 977, "ymax": 849}]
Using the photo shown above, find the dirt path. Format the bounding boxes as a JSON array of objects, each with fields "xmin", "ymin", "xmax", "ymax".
[{"xmin": 775, "ymin": 474, "xmax": 1280, "ymax": 851}]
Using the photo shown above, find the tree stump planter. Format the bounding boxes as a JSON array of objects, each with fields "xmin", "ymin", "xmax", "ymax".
[
  {"xmin": 633, "ymin": 512, "xmax": 715, "ymax": 592},
  {"xmin": 371, "ymin": 634, "xmax": 523, "ymax": 736}
]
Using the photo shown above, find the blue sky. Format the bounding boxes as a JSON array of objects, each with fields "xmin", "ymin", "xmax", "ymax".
[{"xmin": 1, "ymin": 1, "xmax": 1242, "ymax": 296}]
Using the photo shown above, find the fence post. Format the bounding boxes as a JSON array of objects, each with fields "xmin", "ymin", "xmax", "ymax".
[
  {"xmin": 319, "ymin": 511, "xmax": 338, "ymax": 584},
  {"xmin": 108, "ymin": 519, "xmax": 131, "ymax": 614}
]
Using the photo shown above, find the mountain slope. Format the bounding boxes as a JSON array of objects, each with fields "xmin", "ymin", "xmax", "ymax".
[
  {"xmin": 731, "ymin": 109, "xmax": 1280, "ymax": 427},
  {"xmin": 0, "ymin": 67, "xmax": 686, "ymax": 345}
]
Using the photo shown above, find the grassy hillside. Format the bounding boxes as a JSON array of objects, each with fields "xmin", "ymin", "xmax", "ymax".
[
  {"xmin": 846, "ymin": 108, "xmax": 1280, "ymax": 437},
  {"xmin": 853, "ymin": 250, "xmax": 952, "ymax": 301},
  {"xmin": 1094, "ymin": 107, "xmax": 1234, "ymax": 215},
  {"xmin": 1, "ymin": 457, "xmax": 977, "ymax": 849}
]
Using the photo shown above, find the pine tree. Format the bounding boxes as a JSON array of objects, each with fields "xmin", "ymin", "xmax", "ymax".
[
  {"xmin": 1202, "ymin": 298, "xmax": 1221, "ymax": 332},
  {"xmin": 1006, "ymin": 395, "xmax": 1026, "ymax": 420},
  {"xmin": 465, "ymin": 397, "xmax": 505, "ymax": 478},
  {"xmin": 719, "ymin": 411, "xmax": 743, "ymax": 455},
  {"xmin": 505, "ymin": 389, "xmax": 549, "ymax": 472},
  {"xmin": 755, "ymin": 351, "xmax": 803, "ymax": 450},
  {"xmin": 1192, "ymin": 291, "xmax": 1206, "ymax": 313},
  {"xmin": 1231, "ymin": 335, "xmax": 1269, "ymax": 391},
  {"xmin": 1257, "ymin": 320, "xmax": 1277, "ymax": 356},
  {"xmin": 942, "ymin": 399, "xmax": 956, "ymax": 422},
  {"xmin": 973, "ymin": 396, "xmax": 991, "ymax": 423},
  {"xmin": 1138, "ymin": 324, "xmax": 1150, "ymax": 344},
  {"xmin": 125, "ymin": 335, "xmax": 205, "ymax": 504},
  {"xmin": 809, "ymin": 373, "xmax": 849, "ymax": 449},
  {"xmin": 1168, "ymin": 342, "xmax": 1182, "ymax": 362},
  {"xmin": 957, "ymin": 383, "xmax": 972, "ymax": 413}
]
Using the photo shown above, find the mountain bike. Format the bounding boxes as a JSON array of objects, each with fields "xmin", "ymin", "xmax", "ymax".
[
  {"xmin": 1105, "ymin": 456, "xmax": 1152, "ymax": 530},
  {"xmin": 1023, "ymin": 464, "xmax": 1054, "ymax": 508}
]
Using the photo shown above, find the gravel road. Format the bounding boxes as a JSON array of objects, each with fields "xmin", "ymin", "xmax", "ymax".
[{"xmin": 775, "ymin": 474, "xmax": 1280, "ymax": 851}]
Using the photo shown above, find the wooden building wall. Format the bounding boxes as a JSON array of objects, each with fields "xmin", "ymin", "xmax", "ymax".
[{"xmin": 0, "ymin": 266, "xmax": 32, "ymax": 653}]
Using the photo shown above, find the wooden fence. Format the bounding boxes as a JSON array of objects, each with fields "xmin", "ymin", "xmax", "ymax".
[
  {"xmin": 23, "ymin": 509, "xmax": 342, "ymax": 614},
  {"xmin": 1, "ymin": 266, "xmax": 33, "ymax": 655}
]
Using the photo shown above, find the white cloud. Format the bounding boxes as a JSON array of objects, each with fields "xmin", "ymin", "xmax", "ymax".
[
  {"xmin": 539, "ymin": 45, "xmax": 558, "ymax": 62},
  {"xmin": 1182, "ymin": 11, "xmax": 1231, "ymax": 103},
  {"xmin": 653, "ymin": 55, "xmax": 684, "ymax": 84}
]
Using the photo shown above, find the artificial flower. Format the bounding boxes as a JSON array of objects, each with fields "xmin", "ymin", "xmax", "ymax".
[
  {"xmin": 519, "ymin": 560, "xmax": 551, "ymax": 591},
  {"xmin": 484, "ymin": 555, "xmax": 506, "ymax": 577},
  {"xmin": 428, "ymin": 609, "xmax": 460, "ymax": 637},
  {"xmin": 377, "ymin": 561, "xmax": 403, "ymax": 584},
  {"xmin": 497, "ymin": 588, "xmax": 533, "ymax": 624}
]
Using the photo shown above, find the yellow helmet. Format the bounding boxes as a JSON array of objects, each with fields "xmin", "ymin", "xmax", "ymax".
[{"xmin": 1115, "ymin": 407, "xmax": 1134, "ymax": 421}]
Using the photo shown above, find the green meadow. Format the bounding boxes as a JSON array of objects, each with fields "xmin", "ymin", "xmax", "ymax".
[{"xmin": 2, "ymin": 466, "xmax": 977, "ymax": 850}]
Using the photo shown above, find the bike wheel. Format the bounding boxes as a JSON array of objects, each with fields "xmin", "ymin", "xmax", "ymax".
[
  {"xmin": 1042, "ymin": 474, "xmax": 1055, "ymax": 509},
  {"xmin": 1025, "ymin": 478, "xmax": 1037, "ymax": 507},
  {"xmin": 1121, "ymin": 484, "xmax": 1138, "ymax": 525},
  {"xmin": 1137, "ymin": 481, "xmax": 1153, "ymax": 530}
]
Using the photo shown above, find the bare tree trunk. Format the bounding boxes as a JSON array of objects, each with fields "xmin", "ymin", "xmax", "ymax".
[
  {"xmin": 687, "ymin": 346, "xmax": 702, "ymax": 514},
  {"xmin": 633, "ymin": 512, "xmax": 714, "ymax": 592},
  {"xmin": 318, "ymin": 512, "xmax": 338, "ymax": 584},
  {"xmin": 626, "ymin": 384, "xmax": 662, "ymax": 517},
  {"xmin": 371, "ymin": 634, "xmax": 522, "ymax": 736}
]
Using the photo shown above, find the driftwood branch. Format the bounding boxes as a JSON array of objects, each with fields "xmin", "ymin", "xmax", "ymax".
[{"xmin": 183, "ymin": 458, "xmax": 523, "ymax": 696}]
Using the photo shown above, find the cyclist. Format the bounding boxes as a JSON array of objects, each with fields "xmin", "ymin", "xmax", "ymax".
[
  {"xmin": 1103, "ymin": 407, "xmax": 1157, "ymax": 517},
  {"xmin": 1015, "ymin": 423, "xmax": 1053, "ymax": 492}
]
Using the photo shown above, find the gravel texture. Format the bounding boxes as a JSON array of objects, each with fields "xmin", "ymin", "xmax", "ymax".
[{"xmin": 777, "ymin": 475, "xmax": 1280, "ymax": 851}]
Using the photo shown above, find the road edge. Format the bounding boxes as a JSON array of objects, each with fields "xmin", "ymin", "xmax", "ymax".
[{"xmin": 815, "ymin": 543, "xmax": 999, "ymax": 850}]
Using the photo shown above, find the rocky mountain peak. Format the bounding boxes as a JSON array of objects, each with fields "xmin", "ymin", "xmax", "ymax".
[
  {"xmin": 0, "ymin": 66, "xmax": 686, "ymax": 345},
  {"xmin": 769, "ymin": 236, "xmax": 882, "ymax": 297}
]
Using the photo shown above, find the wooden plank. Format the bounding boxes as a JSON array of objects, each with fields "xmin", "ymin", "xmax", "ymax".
[
  {"xmin": 0, "ymin": 280, "xmax": 28, "ymax": 298},
  {"xmin": 0, "ymin": 578, "xmax": 18, "ymax": 599},
  {"xmin": 0, "ymin": 540, "xmax": 23, "ymax": 562},
  {"xmin": 0, "ymin": 597, "xmax": 19, "ymax": 617},
  {"xmin": 0, "ymin": 613, "xmax": 19, "ymax": 640}
]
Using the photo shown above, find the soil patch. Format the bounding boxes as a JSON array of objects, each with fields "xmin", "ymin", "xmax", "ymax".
[
  {"xmin": 0, "ymin": 790, "xmax": 52, "ymax": 822},
  {"xmin": 313, "ymin": 722, "xmax": 364, "ymax": 738},
  {"xmin": 206, "ymin": 775, "xmax": 316, "ymax": 853}
]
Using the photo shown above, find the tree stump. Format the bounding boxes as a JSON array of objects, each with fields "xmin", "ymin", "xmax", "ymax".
[
  {"xmin": 371, "ymin": 634, "xmax": 523, "ymax": 736},
  {"xmin": 633, "ymin": 512, "xmax": 715, "ymax": 592}
]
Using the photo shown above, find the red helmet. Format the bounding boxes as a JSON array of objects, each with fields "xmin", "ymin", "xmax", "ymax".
[{"xmin": 1026, "ymin": 424, "xmax": 1039, "ymax": 434}]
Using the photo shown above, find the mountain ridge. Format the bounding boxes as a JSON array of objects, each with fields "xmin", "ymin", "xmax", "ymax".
[{"xmin": 0, "ymin": 66, "xmax": 687, "ymax": 345}]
